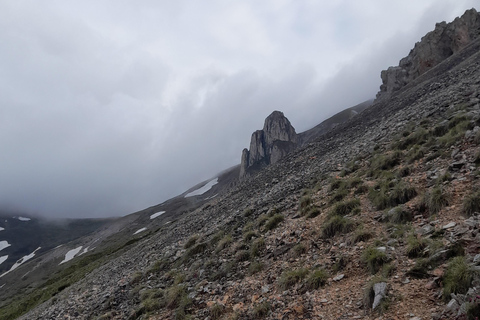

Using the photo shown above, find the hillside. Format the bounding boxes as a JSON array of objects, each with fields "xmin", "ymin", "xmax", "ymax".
[{"xmin": 2, "ymin": 8, "xmax": 480, "ymax": 320}]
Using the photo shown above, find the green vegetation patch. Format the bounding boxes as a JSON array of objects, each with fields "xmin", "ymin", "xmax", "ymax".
[{"xmin": 443, "ymin": 256, "xmax": 475, "ymax": 300}]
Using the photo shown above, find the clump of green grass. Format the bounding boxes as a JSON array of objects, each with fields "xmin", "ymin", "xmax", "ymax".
[
  {"xmin": 368, "ymin": 151, "xmax": 403, "ymax": 177},
  {"xmin": 329, "ymin": 179, "xmax": 347, "ymax": 191},
  {"xmin": 278, "ymin": 268, "xmax": 309, "ymax": 290},
  {"xmin": 463, "ymin": 191, "xmax": 480, "ymax": 216},
  {"xmin": 406, "ymin": 234, "xmax": 428, "ymax": 258},
  {"xmin": 406, "ymin": 258, "xmax": 432, "ymax": 279},
  {"xmin": 369, "ymin": 181, "xmax": 417, "ymax": 210},
  {"xmin": 264, "ymin": 214, "xmax": 284, "ymax": 231},
  {"xmin": 361, "ymin": 247, "xmax": 390, "ymax": 274},
  {"xmin": 352, "ymin": 227, "xmax": 374, "ymax": 243},
  {"xmin": 384, "ymin": 206, "xmax": 413, "ymax": 224},
  {"xmin": 215, "ymin": 234, "xmax": 232, "ymax": 253},
  {"xmin": 304, "ymin": 206, "xmax": 321, "ymax": 219},
  {"xmin": 166, "ymin": 285, "xmax": 188, "ymax": 309},
  {"xmin": 330, "ymin": 189, "xmax": 348, "ymax": 203},
  {"xmin": 209, "ymin": 303, "xmax": 225, "ymax": 320},
  {"xmin": 438, "ymin": 115, "xmax": 473, "ymax": 147},
  {"xmin": 396, "ymin": 166, "xmax": 411, "ymax": 178},
  {"xmin": 321, "ymin": 216, "xmax": 355, "ymax": 238},
  {"xmin": 406, "ymin": 145, "xmax": 425, "ymax": 163},
  {"xmin": 292, "ymin": 243, "xmax": 307, "ymax": 257},
  {"xmin": 330, "ymin": 199, "xmax": 361, "ymax": 216},
  {"xmin": 423, "ymin": 186, "xmax": 449, "ymax": 215},
  {"xmin": 443, "ymin": 256, "xmax": 475, "ymax": 300},
  {"xmin": 184, "ymin": 242, "xmax": 208, "ymax": 260},
  {"xmin": 248, "ymin": 261, "xmax": 264, "ymax": 275},
  {"xmin": 243, "ymin": 208, "xmax": 254, "ymax": 217},
  {"xmin": 235, "ymin": 250, "xmax": 250, "ymax": 262},
  {"xmin": 250, "ymin": 238, "xmax": 266, "ymax": 257},
  {"xmin": 140, "ymin": 288, "xmax": 165, "ymax": 313},
  {"xmin": 184, "ymin": 235, "xmax": 199, "ymax": 249},
  {"xmin": 252, "ymin": 301, "xmax": 271, "ymax": 318},
  {"xmin": 306, "ymin": 269, "xmax": 328, "ymax": 290},
  {"xmin": 210, "ymin": 230, "xmax": 225, "ymax": 246},
  {"xmin": 243, "ymin": 230, "xmax": 257, "ymax": 242},
  {"xmin": 299, "ymin": 195, "xmax": 313, "ymax": 212},
  {"xmin": 394, "ymin": 127, "xmax": 429, "ymax": 150}
]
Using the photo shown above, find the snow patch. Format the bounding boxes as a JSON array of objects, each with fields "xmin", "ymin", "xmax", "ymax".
[
  {"xmin": 0, "ymin": 255, "xmax": 7, "ymax": 265},
  {"xmin": 1, "ymin": 247, "xmax": 41, "ymax": 277},
  {"xmin": 0, "ymin": 241, "xmax": 11, "ymax": 252},
  {"xmin": 185, "ymin": 178, "xmax": 218, "ymax": 197},
  {"xmin": 17, "ymin": 217, "xmax": 31, "ymax": 221},
  {"xmin": 60, "ymin": 246, "xmax": 83, "ymax": 265},
  {"xmin": 204, "ymin": 194, "xmax": 218, "ymax": 200},
  {"xmin": 133, "ymin": 227, "xmax": 147, "ymax": 235},
  {"xmin": 78, "ymin": 246, "xmax": 90, "ymax": 256},
  {"xmin": 0, "ymin": 227, "xmax": 4, "ymax": 231},
  {"xmin": 150, "ymin": 211, "xmax": 165, "ymax": 219}
]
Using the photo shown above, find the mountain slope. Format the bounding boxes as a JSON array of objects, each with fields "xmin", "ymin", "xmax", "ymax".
[{"xmin": 4, "ymin": 8, "xmax": 480, "ymax": 320}]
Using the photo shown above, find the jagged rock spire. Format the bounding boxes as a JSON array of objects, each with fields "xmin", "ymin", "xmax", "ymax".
[{"xmin": 240, "ymin": 111, "xmax": 297, "ymax": 179}]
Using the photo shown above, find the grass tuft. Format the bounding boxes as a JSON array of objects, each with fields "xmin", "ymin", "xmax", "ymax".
[
  {"xmin": 361, "ymin": 247, "xmax": 390, "ymax": 274},
  {"xmin": 321, "ymin": 216, "xmax": 355, "ymax": 238},
  {"xmin": 278, "ymin": 268, "xmax": 309, "ymax": 290},
  {"xmin": 443, "ymin": 256, "xmax": 475, "ymax": 300}
]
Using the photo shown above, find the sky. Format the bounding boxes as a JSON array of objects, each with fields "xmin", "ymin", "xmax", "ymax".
[{"xmin": 0, "ymin": 0, "xmax": 477, "ymax": 218}]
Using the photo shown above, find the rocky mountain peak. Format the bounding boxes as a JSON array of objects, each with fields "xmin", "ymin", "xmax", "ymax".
[
  {"xmin": 240, "ymin": 111, "xmax": 297, "ymax": 179},
  {"xmin": 376, "ymin": 8, "xmax": 480, "ymax": 100}
]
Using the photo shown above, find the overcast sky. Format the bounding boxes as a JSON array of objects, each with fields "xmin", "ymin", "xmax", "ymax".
[{"xmin": 0, "ymin": 1, "xmax": 477, "ymax": 218}]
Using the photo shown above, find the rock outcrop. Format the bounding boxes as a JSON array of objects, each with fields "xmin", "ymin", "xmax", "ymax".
[
  {"xmin": 240, "ymin": 111, "xmax": 297, "ymax": 178},
  {"xmin": 376, "ymin": 8, "xmax": 480, "ymax": 100}
]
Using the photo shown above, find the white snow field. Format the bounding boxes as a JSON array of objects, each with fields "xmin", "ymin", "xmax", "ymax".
[
  {"xmin": 0, "ymin": 241, "xmax": 11, "ymax": 252},
  {"xmin": 60, "ymin": 246, "xmax": 83, "ymax": 265},
  {"xmin": 133, "ymin": 227, "xmax": 147, "ymax": 235},
  {"xmin": 150, "ymin": 211, "xmax": 165, "ymax": 219},
  {"xmin": 0, "ymin": 227, "xmax": 4, "ymax": 231},
  {"xmin": 1, "ymin": 247, "xmax": 41, "ymax": 277},
  {"xmin": 17, "ymin": 217, "xmax": 31, "ymax": 221},
  {"xmin": 185, "ymin": 178, "xmax": 218, "ymax": 197},
  {"xmin": 0, "ymin": 255, "xmax": 7, "ymax": 265}
]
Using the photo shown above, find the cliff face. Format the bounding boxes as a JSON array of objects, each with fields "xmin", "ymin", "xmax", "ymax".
[
  {"xmin": 376, "ymin": 8, "xmax": 480, "ymax": 100},
  {"xmin": 240, "ymin": 111, "xmax": 297, "ymax": 179}
]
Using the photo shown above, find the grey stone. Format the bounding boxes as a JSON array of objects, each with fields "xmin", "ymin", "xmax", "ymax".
[{"xmin": 372, "ymin": 282, "xmax": 388, "ymax": 310}]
